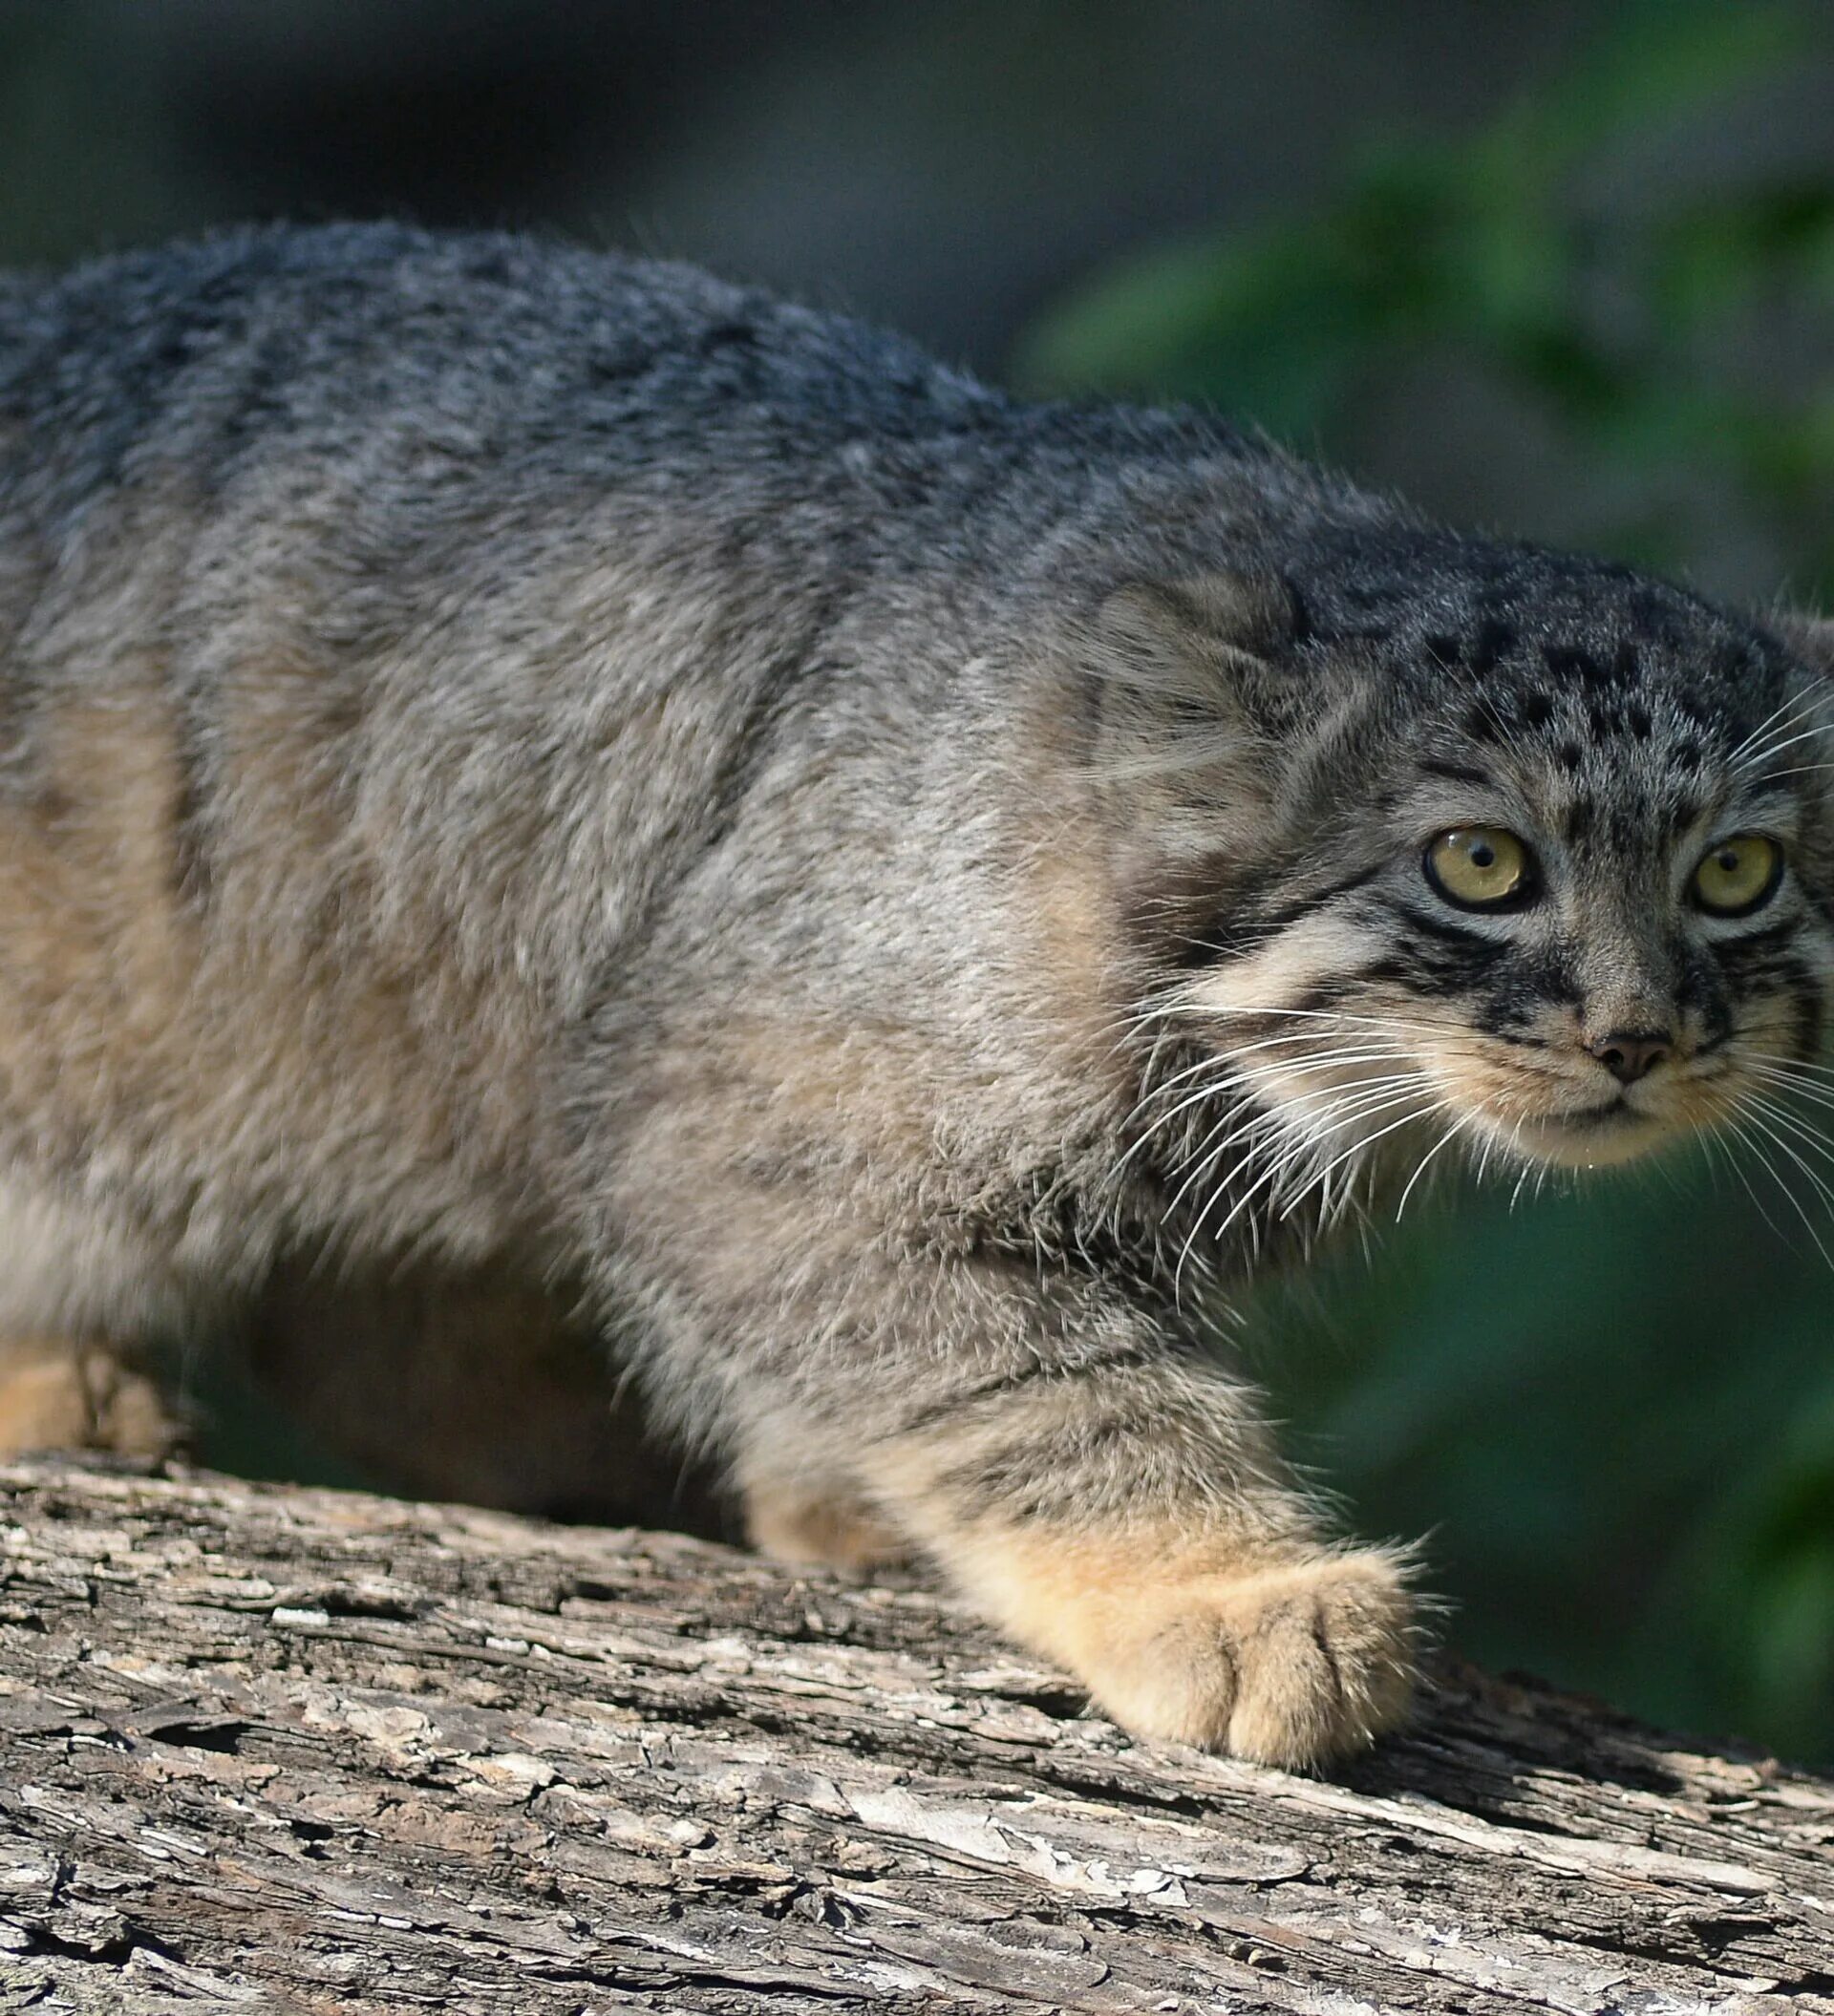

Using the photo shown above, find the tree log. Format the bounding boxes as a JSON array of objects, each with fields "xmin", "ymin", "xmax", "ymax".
[{"xmin": 0, "ymin": 1459, "xmax": 1829, "ymax": 2014}]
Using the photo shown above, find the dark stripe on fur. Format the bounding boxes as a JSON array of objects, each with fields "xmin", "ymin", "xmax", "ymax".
[
  {"xmin": 888, "ymin": 1337, "xmax": 1170, "ymax": 1442},
  {"xmin": 1171, "ymin": 861, "xmax": 1389, "ymax": 970},
  {"xmin": 1417, "ymin": 758, "xmax": 1496, "ymax": 788}
]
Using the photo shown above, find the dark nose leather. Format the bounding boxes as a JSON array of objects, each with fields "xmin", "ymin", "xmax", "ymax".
[{"xmin": 1586, "ymin": 1029, "xmax": 1673, "ymax": 1085}]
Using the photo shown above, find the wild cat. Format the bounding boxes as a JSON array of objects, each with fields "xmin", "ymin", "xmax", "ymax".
[{"xmin": 0, "ymin": 223, "xmax": 1827, "ymax": 1769}]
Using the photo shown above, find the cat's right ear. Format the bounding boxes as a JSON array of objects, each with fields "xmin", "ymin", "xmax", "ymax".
[
  {"xmin": 1092, "ymin": 568, "xmax": 1297, "ymax": 701},
  {"xmin": 1083, "ymin": 567, "xmax": 1300, "ymax": 791}
]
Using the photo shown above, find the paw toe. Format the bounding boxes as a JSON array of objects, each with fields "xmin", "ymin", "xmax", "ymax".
[
  {"xmin": 1078, "ymin": 1548, "xmax": 1417, "ymax": 1768},
  {"xmin": 1220, "ymin": 1554, "xmax": 1417, "ymax": 1767}
]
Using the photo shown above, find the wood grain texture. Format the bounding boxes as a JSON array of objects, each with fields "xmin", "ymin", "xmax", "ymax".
[{"xmin": 0, "ymin": 1458, "xmax": 1829, "ymax": 2014}]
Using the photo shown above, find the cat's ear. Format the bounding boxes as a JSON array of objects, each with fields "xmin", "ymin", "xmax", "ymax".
[
  {"xmin": 1081, "ymin": 570, "xmax": 1303, "ymax": 900},
  {"xmin": 1084, "ymin": 567, "xmax": 1301, "ymax": 792},
  {"xmin": 1091, "ymin": 567, "xmax": 1298, "ymax": 702},
  {"xmin": 1773, "ymin": 608, "xmax": 1834, "ymax": 676}
]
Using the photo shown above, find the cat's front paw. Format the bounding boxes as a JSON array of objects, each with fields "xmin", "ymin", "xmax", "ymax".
[{"xmin": 1069, "ymin": 1547, "xmax": 1418, "ymax": 1768}]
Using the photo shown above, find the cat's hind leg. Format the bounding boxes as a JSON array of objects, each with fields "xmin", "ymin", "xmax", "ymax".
[
  {"xmin": 0, "ymin": 1333, "xmax": 178, "ymax": 1458},
  {"xmin": 738, "ymin": 1446, "xmax": 912, "ymax": 1578},
  {"xmin": 0, "ymin": 1176, "xmax": 192, "ymax": 1459}
]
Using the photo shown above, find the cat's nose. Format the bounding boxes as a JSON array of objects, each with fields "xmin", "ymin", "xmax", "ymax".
[{"xmin": 1585, "ymin": 1029, "xmax": 1673, "ymax": 1085}]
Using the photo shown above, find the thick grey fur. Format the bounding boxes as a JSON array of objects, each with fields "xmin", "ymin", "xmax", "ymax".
[{"xmin": 0, "ymin": 223, "xmax": 1826, "ymax": 1766}]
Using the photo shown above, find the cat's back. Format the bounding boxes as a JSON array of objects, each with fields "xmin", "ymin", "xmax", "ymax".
[
  {"xmin": 0, "ymin": 223, "xmax": 1181, "ymax": 1296},
  {"xmin": 0, "ymin": 223, "xmax": 1013, "ymax": 529},
  {"xmin": 0, "ymin": 227, "xmax": 994, "ymax": 936},
  {"xmin": 0, "ymin": 230, "xmax": 986, "ymax": 1188}
]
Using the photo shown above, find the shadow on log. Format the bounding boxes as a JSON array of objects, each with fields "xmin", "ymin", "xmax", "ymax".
[{"xmin": 0, "ymin": 1457, "xmax": 1830, "ymax": 2013}]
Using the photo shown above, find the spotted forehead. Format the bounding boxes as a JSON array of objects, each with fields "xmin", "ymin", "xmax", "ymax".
[
  {"xmin": 1421, "ymin": 630, "xmax": 1785, "ymax": 861},
  {"xmin": 1292, "ymin": 527, "xmax": 1797, "ymax": 750},
  {"xmin": 1297, "ymin": 546, "xmax": 1807, "ymax": 857},
  {"xmin": 1427, "ymin": 627, "xmax": 1782, "ymax": 751}
]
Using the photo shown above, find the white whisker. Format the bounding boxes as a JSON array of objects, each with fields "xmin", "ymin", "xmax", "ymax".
[
  {"xmin": 1734, "ymin": 718, "xmax": 1833, "ymax": 775},
  {"xmin": 1742, "ymin": 762, "xmax": 1834, "ymax": 783},
  {"xmin": 1709, "ymin": 1123, "xmax": 1788, "ymax": 1244},
  {"xmin": 1738, "ymin": 1058, "xmax": 1834, "ymax": 1119},
  {"xmin": 1394, "ymin": 1112, "xmax": 1475, "ymax": 1220},
  {"xmin": 1745, "ymin": 1093, "xmax": 1834, "ymax": 1177},
  {"xmin": 1269, "ymin": 1091, "xmax": 1444, "ymax": 1226},
  {"xmin": 1727, "ymin": 679, "xmax": 1834, "ymax": 767},
  {"xmin": 1726, "ymin": 1112, "xmax": 1834, "ymax": 1268}
]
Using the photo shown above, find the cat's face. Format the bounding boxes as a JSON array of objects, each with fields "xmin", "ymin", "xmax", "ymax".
[{"xmin": 1111, "ymin": 537, "xmax": 1834, "ymax": 1200}]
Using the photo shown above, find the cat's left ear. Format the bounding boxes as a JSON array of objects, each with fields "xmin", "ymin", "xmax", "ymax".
[
  {"xmin": 1083, "ymin": 566, "xmax": 1309, "ymax": 778},
  {"xmin": 1768, "ymin": 608, "xmax": 1834, "ymax": 676}
]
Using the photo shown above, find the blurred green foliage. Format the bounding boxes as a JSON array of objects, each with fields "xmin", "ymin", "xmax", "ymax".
[
  {"xmin": 1020, "ymin": 0, "xmax": 1834, "ymax": 589},
  {"xmin": 1024, "ymin": 0, "xmax": 1834, "ymax": 1765},
  {"xmin": 0, "ymin": 11, "xmax": 198, "ymax": 265}
]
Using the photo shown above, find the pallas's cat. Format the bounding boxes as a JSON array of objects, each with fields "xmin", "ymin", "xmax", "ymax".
[{"xmin": 0, "ymin": 225, "xmax": 1826, "ymax": 1766}]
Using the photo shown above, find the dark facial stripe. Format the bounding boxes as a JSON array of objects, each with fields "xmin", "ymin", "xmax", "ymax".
[
  {"xmin": 1674, "ymin": 943, "xmax": 1732, "ymax": 1049},
  {"xmin": 1358, "ymin": 896, "xmax": 1513, "ymax": 993},
  {"xmin": 1418, "ymin": 758, "xmax": 1497, "ymax": 787},
  {"xmin": 1717, "ymin": 946, "xmax": 1815, "ymax": 1011},
  {"xmin": 1717, "ymin": 918, "xmax": 1807, "ymax": 963},
  {"xmin": 1290, "ymin": 957, "xmax": 1411, "ymax": 1014},
  {"xmin": 1379, "ymin": 896, "xmax": 1502, "ymax": 947},
  {"xmin": 1476, "ymin": 943, "xmax": 1582, "ymax": 1033},
  {"xmin": 1414, "ymin": 942, "xmax": 1512, "ymax": 992},
  {"xmin": 1171, "ymin": 861, "xmax": 1388, "ymax": 969}
]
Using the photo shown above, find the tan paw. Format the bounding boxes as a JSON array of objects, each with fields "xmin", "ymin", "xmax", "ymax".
[
  {"xmin": 0, "ymin": 1338, "xmax": 181, "ymax": 1461},
  {"xmin": 955, "ymin": 1532, "xmax": 1418, "ymax": 1769},
  {"xmin": 743, "ymin": 1473, "xmax": 910, "ymax": 1578},
  {"xmin": 1076, "ymin": 1548, "xmax": 1418, "ymax": 1768}
]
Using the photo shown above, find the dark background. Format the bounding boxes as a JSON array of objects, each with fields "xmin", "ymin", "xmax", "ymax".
[{"xmin": 7, "ymin": 0, "xmax": 1833, "ymax": 1765}]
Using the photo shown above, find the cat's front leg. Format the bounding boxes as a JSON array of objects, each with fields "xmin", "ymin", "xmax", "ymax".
[
  {"xmin": 862, "ymin": 1348, "xmax": 1414, "ymax": 1766},
  {"xmin": 715, "ymin": 1254, "xmax": 1417, "ymax": 1768}
]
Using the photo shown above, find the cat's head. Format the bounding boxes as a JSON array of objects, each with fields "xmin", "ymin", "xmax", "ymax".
[{"xmin": 1098, "ymin": 528, "xmax": 1834, "ymax": 1205}]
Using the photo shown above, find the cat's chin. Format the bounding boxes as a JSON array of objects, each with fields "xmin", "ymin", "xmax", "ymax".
[{"xmin": 1489, "ymin": 1102, "xmax": 1675, "ymax": 1171}]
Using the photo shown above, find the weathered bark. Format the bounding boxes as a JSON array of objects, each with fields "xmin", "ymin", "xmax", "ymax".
[{"xmin": 0, "ymin": 1459, "xmax": 1828, "ymax": 2015}]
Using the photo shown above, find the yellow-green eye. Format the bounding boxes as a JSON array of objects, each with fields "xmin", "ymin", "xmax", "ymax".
[
  {"xmin": 1423, "ymin": 827, "xmax": 1534, "ymax": 909},
  {"xmin": 1692, "ymin": 833, "xmax": 1782, "ymax": 916}
]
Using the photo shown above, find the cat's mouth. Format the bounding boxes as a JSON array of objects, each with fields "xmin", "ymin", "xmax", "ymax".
[
  {"xmin": 1415, "ymin": 1044, "xmax": 1738, "ymax": 1171},
  {"xmin": 1469, "ymin": 1058, "xmax": 1757, "ymax": 1169},
  {"xmin": 1512, "ymin": 1096, "xmax": 1669, "ymax": 1168},
  {"xmin": 1221, "ymin": 1016, "xmax": 1762, "ymax": 1182}
]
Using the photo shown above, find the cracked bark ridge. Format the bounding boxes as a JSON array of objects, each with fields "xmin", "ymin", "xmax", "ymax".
[{"xmin": 0, "ymin": 1459, "xmax": 1830, "ymax": 2014}]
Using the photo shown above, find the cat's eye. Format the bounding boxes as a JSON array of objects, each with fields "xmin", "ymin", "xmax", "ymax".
[
  {"xmin": 1423, "ymin": 827, "xmax": 1534, "ymax": 909},
  {"xmin": 1691, "ymin": 833, "xmax": 1782, "ymax": 917}
]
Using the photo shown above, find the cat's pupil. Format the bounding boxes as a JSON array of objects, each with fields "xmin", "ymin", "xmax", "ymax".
[
  {"xmin": 1717, "ymin": 848, "xmax": 1738, "ymax": 870},
  {"xmin": 1470, "ymin": 842, "xmax": 1496, "ymax": 868}
]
